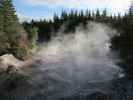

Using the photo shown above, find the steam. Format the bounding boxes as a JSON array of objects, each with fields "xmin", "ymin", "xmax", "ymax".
[{"xmin": 25, "ymin": 22, "xmax": 121, "ymax": 99}]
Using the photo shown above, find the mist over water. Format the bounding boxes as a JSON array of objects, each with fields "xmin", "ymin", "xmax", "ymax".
[{"xmin": 21, "ymin": 22, "xmax": 122, "ymax": 100}]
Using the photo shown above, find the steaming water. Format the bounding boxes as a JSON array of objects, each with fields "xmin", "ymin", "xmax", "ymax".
[{"xmin": 1, "ymin": 22, "xmax": 122, "ymax": 100}]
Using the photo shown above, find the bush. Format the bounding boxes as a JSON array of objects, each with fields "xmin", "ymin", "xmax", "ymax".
[{"xmin": 11, "ymin": 47, "xmax": 28, "ymax": 60}]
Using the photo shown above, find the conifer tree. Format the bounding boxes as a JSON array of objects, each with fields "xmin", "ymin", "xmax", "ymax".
[
  {"xmin": 102, "ymin": 9, "xmax": 107, "ymax": 17},
  {"xmin": 129, "ymin": 1, "xmax": 133, "ymax": 16},
  {"xmin": 1, "ymin": 0, "xmax": 19, "ymax": 36},
  {"xmin": 0, "ymin": 0, "xmax": 4, "ymax": 32},
  {"xmin": 0, "ymin": 0, "xmax": 28, "ymax": 59}
]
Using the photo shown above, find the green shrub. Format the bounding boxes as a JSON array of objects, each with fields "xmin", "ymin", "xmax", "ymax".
[{"xmin": 11, "ymin": 47, "xmax": 28, "ymax": 60}]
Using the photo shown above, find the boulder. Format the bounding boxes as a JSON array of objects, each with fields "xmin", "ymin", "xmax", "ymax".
[
  {"xmin": 86, "ymin": 92, "xmax": 112, "ymax": 100},
  {"xmin": 0, "ymin": 54, "xmax": 24, "ymax": 73}
]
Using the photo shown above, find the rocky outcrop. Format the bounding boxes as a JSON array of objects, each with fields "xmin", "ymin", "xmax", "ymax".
[{"xmin": 0, "ymin": 54, "xmax": 27, "ymax": 73}]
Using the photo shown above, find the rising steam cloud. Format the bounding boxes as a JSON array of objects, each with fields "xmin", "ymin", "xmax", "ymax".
[{"xmin": 21, "ymin": 22, "xmax": 121, "ymax": 100}]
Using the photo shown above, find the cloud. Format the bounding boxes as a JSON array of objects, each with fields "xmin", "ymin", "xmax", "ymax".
[
  {"xmin": 17, "ymin": 13, "xmax": 53, "ymax": 22},
  {"xmin": 17, "ymin": 13, "xmax": 33, "ymax": 22},
  {"xmin": 21, "ymin": 0, "xmax": 131, "ymax": 10}
]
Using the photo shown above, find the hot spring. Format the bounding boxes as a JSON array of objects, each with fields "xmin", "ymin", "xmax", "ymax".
[{"xmin": 0, "ymin": 22, "xmax": 123, "ymax": 100}]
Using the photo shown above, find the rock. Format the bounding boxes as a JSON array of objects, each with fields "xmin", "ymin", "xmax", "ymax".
[
  {"xmin": 86, "ymin": 92, "xmax": 112, "ymax": 100},
  {"xmin": 0, "ymin": 54, "xmax": 24, "ymax": 73}
]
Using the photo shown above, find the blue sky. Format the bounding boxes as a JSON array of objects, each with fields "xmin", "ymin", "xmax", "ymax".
[{"xmin": 12, "ymin": 0, "xmax": 131, "ymax": 21}]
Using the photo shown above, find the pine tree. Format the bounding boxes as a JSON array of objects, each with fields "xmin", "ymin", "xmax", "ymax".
[
  {"xmin": 0, "ymin": 0, "xmax": 4, "ymax": 32},
  {"xmin": 95, "ymin": 9, "xmax": 101, "ymax": 21},
  {"xmin": 1, "ymin": 0, "xmax": 19, "ymax": 35},
  {"xmin": 102, "ymin": 9, "xmax": 107, "ymax": 17},
  {"xmin": 96, "ymin": 9, "xmax": 100, "ymax": 18},
  {"xmin": 0, "ymin": 0, "xmax": 28, "ymax": 59},
  {"xmin": 129, "ymin": 1, "xmax": 133, "ymax": 16}
]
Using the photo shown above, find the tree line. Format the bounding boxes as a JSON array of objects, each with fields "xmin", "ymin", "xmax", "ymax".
[{"xmin": 23, "ymin": 9, "xmax": 114, "ymax": 42}]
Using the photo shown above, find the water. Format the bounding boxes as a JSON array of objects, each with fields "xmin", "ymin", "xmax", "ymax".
[{"xmin": 0, "ymin": 22, "xmax": 122, "ymax": 100}]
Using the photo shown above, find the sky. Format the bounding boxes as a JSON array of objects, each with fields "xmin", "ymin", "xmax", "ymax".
[{"xmin": 12, "ymin": 0, "xmax": 132, "ymax": 22}]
